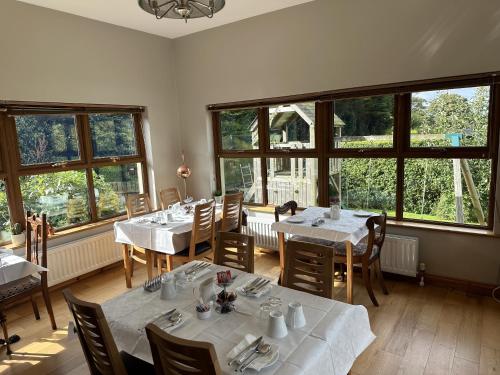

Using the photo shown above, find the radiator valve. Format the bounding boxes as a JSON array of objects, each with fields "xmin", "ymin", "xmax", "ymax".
[{"xmin": 418, "ymin": 262, "xmax": 426, "ymax": 287}]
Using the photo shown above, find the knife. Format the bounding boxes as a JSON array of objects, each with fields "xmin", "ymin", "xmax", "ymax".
[
  {"xmin": 248, "ymin": 280, "xmax": 271, "ymax": 295},
  {"xmin": 228, "ymin": 336, "xmax": 263, "ymax": 366}
]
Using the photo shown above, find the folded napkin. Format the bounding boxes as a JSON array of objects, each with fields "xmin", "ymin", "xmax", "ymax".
[
  {"xmin": 227, "ymin": 334, "xmax": 279, "ymax": 372},
  {"xmin": 236, "ymin": 279, "xmax": 272, "ymax": 298}
]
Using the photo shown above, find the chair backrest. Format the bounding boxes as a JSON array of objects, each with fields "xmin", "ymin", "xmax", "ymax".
[
  {"xmin": 189, "ymin": 200, "xmax": 216, "ymax": 257},
  {"xmin": 126, "ymin": 193, "xmax": 152, "ymax": 219},
  {"xmin": 62, "ymin": 289, "xmax": 127, "ymax": 375},
  {"xmin": 26, "ymin": 212, "xmax": 48, "ymax": 283},
  {"xmin": 283, "ymin": 240, "xmax": 334, "ymax": 299},
  {"xmin": 145, "ymin": 323, "xmax": 222, "ymax": 375},
  {"xmin": 159, "ymin": 187, "xmax": 182, "ymax": 210},
  {"xmin": 214, "ymin": 231, "xmax": 254, "ymax": 273},
  {"xmin": 221, "ymin": 192, "xmax": 243, "ymax": 232},
  {"xmin": 274, "ymin": 200, "xmax": 298, "ymax": 222},
  {"xmin": 365, "ymin": 212, "xmax": 387, "ymax": 259}
]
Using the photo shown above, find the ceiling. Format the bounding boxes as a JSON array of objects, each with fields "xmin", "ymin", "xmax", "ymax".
[{"xmin": 17, "ymin": 0, "xmax": 316, "ymax": 39}]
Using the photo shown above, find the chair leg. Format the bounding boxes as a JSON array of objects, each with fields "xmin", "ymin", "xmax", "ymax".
[
  {"xmin": 41, "ymin": 287, "xmax": 57, "ymax": 330},
  {"xmin": 165, "ymin": 255, "xmax": 173, "ymax": 272},
  {"xmin": 146, "ymin": 250, "xmax": 154, "ymax": 280},
  {"xmin": 0, "ymin": 311, "xmax": 12, "ymax": 355},
  {"xmin": 122, "ymin": 244, "xmax": 132, "ymax": 288},
  {"xmin": 31, "ymin": 296, "xmax": 40, "ymax": 320},
  {"xmin": 375, "ymin": 258, "xmax": 389, "ymax": 295},
  {"xmin": 362, "ymin": 262, "xmax": 378, "ymax": 307}
]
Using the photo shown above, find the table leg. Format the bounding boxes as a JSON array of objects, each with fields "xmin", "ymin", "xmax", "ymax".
[
  {"xmin": 146, "ymin": 250, "xmax": 154, "ymax": 280},
  {"xmin": 121, "ymin": 244, "xmax": 132, "ymax": 289},
  {"xmin": 278, "ymin": 232, "xmax": 285, "ymax": 283},
  {"xmin": 346, "ymin": 240, "xmax": 354, "ymax": 304}
]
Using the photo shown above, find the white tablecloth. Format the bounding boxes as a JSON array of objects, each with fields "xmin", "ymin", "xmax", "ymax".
[
  {"xmin": 114, "ymin": 205, "xmax": 222, "ymax": 255},
  {"xmin": 102, "ymin": 262, "xmax": 375, "ymax": 375},
  {"xmin": 0, "ymin": 250, "xmax": 47, "ymax": 286},
  {"xmin": 271, "ymin": 207, "xmax": 375, "ymax": 245}
]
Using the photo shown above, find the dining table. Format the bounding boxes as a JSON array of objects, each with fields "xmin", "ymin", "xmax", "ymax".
[
  {"xmin": 0, "ymin": 248, "xmax": 48, "ymax": 350},
  {"xmin": 114, "ymin": 200, "xmax": 223, "ymax": 287},
  {"xmin": 102, "ymin": 260, "xmax": 375, "ymax": 375},
  {"xmin": 271, "ymin": 207, "xmax": 376, "ymax": 305}
]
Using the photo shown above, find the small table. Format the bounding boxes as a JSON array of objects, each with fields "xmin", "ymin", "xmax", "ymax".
[
  {"xmin": 0, "ymin": 249, "xmax": 48, "ymax": 353},
  {"xmin": 102, "ymin": 261, "xmax": 375, "ymax": 374},
  {"xmin": 114, "ymin": 203, "xmax": 222, "ymax": 287},
  {"xmin": 271, "ymin": 207, "xmax": 374, "ymax": 304}
]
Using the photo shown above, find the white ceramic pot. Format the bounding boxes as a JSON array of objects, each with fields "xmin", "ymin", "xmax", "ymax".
[
  {"xmin": 11, "ymin": 232, "xmax": 26, "ymax": 247},
  {"xmin": 214, "ymin": 196, "xmax": 222, "ymax": 205}
]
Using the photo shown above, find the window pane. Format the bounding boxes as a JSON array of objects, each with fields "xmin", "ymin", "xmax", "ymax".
[
  {"xmin": 20, "ymin": 170, "xmax": 91, "ymax": 229},
  {"xmin": 220, "ymin": 158, "xmax": 263, "ymax": 203},
  {"xmin": 94, "ymin": 163, "xmax": 143, "ymax": 218},
  {"xmin": 90, "ymin": 114, "xmax": 138, "ymax": 158},
  {"xmin": 329, "ymin": 158, "xmax": 396, "ymax": 214},
  {"xmin": 269, "ymin": 102, "xmax": 315, "ymax": 149},
  {"xmin": 220, "ymin": 109, "xmax": 259, "ymax": 151},
  {"xmin": 333, "ymin": 95, "xmax": 394, "ymax": 148},
  {"xmin": 15, "ymin": 115, "xmax": 80, "ymax": 165},
  {"xmin": 411, "ymin": 86, "xmax": 489, "ymax": 147},
  {"xmin": 267, "ymin": 158, "xmax": 318, "ymax": 207},
  {"xmin": 403, "ymin": 159, "xmax": 491, "ymax": 226},
  {"xmin": 0, "ymin": 181, "xmax": 11, "ymax": 243}
]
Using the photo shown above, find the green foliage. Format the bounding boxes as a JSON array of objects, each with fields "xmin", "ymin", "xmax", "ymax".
[
  {"xmin": 89, "ymin": 114, "xmax": 137, "ymax": 158},
  {"xmin": 220, "ymin": 110, "xmax": 257, "ymax": 150}
]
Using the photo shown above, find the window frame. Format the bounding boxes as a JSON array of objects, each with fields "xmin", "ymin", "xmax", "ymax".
[
  {"xmin": 211, "ymin": 72, "xmax": 500, "ymax": 229},
  {"xmin": 0, "ymin": 103, "xmax": 148, "ymax": 241}
]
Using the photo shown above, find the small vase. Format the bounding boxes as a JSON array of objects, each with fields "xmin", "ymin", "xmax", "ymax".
[{"xmin": 11, "ymin": 232, "xmax": 26, "ymax": 247}]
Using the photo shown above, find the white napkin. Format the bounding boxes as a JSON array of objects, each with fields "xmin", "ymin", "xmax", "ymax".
[
  {"xmin": 236, "ymin": 279, "xmax": 272, "ymax": 298},
  {"xmin": 227, "ymin": 334, "xmax": 279, "ymax": 372}
]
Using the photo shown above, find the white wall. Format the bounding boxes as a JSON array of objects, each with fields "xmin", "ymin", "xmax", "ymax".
[
  {"xmin": 0, "ymin": 0, "xmax": 182, "ymax": 201},
  {"xmin": 172, "ymin": 0, "xmax": 500, "ymax": 284}
]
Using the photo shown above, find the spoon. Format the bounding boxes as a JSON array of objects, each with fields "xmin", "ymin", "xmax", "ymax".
[
  {"xmin": 237, "ymin": 342, "xmax": 272, "ymax": 372},
  {"xmin": 163, "ymin": 311, "xmax": 182, "ymax": 328}
]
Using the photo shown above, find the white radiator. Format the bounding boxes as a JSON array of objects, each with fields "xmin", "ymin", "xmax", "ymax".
[
  {"xmin": 243, "ymin": 217, "xmax": 419, "ymax": 277},
  {"xmin": 47, "ymin": 231, "xmax": 122, "ymax": 287}
]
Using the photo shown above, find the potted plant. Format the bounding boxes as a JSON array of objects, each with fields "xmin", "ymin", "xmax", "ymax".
[
  {"xmin": 213, "ymin": 190, "xmax": 223, "ymax": 205},
  {"xmin": 10, "ymin": 222, "xmax": 25, "ymax": 246}
]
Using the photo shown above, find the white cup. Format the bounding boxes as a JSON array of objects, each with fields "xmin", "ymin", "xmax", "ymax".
[
  {"xmin": 286, "ymin": 302, "xmax": 306, "ymax": 329},
  {"xmin": 267, "ymin": 310, "xmax": 288, "ymax": 339}
]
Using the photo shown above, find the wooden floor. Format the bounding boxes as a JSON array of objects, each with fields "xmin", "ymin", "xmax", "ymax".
[{"xmin": 0, "ymin": 250, "xmax": 499, "ymax": 375}]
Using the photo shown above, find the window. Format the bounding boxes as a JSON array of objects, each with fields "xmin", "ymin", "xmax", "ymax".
[
  {"xmin": 20, "ymin": 170, "xmax": 91, "ymax": 228},
  {"xmin": 90, "ymin": 114, "xmax": 138, "ymax": 158},
  {"xmin": 220, "ymin": 109, "xmax": 258, "ymax": 151},
  {"xmin": 0, "ymin": 105, "xmax": 148, "ymax": 239},
  {"xmin": 333, "ymin": 95, "xmax": 394, "ymax": 149},
  {"xmin": 411, "ymin": 87, "xmax": 489, "ymax": 148},
  {"xmin": 94, "ymin": 163, "xmax": 143, "ymax": 218},
  {"xmin": 269, "ymin": 102, "xmax": 315, "ymax": 149},
  {"xmin": 220, "ymin": 158, "xmax": 263, "ymax": 203},
  {"xmin": 329, "ymin": 158, "xmax": 397, "ymax": 214},
  {"xmin": 211, "ymin": 76, "xmax": 498, "ymax": 229},
  {"xmin": 15, "ymin": 115, "xmax": 80, "ymax": 166},
  {"xmin": 267, "ymin": 158, "xmax": 318, "ymax": 207},
  {"xmin": 0, "ymin": 181, "xmax": 10, "ymax": 243}
]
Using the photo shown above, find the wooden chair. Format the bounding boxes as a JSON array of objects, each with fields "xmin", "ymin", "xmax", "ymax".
[
  {"xmin": 274, "ymin": 200, "xmax": 297, "ymax": 222},
  {"xmin": 0, "ymin": 212, "xmax": 57, "ymax": 355},
  {"xmin": 220, "ymin": 192, "xmax": 244, "ymax": 233},
  {"xmin": 214, "ymin": 231, "xmax": 254, "ymax": 273},
  {"xmin": 145, "ymin": 323, "xmax": 222, "ymax": 375},
  {"xmin": 163, "ymin": 200, "xmax": 216, "ymax": 272},
  {"xmin": 62, "ymin": 289, "xmax": 155, "ymax": 375},
  {"xmin": 333, "ymin": 213, "xmax": 389, "ymax": 306},
  {"xmin": 282, "ymin": 240, "xmax": 334, "ymax": 299},
  {"xmin": 159, "ymin": 187, "xmax": 182, "ymax": 210},
  {"xmin": 124, "ymin": 193, "xmax": 155, "ymax": 283}
]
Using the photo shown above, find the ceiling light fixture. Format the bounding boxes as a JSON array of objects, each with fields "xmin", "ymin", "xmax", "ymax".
[{"xmin": 138, "ymin": 0, "xmax": 225, "ymax": 23}]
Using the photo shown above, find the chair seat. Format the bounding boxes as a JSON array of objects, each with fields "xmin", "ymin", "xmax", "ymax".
[
  {"xmin": 120, "ymin": 351, "xmax": 155, "ymax": 375},
  {"xmin": 333, "ymin": 242, "xmax": 379, "ymax": 258},
  {"xmin": 0, "ymin": 276, "xmax": 41, "ymax": 301},
  {"xmin": 175, "ymin": 241, "xmax": 212, "ymax": 257},
  {"xmin": 291, "ymin": 235, "xmax": 334, "ymax": 247}
]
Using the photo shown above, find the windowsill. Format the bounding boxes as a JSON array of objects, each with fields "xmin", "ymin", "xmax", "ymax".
[
  {"xmin": 2, "ymin": 214, "xmax": 128, "ymax": 250},
  {"xmin": 245, "ymin": 206, "xmax": 498, "ymax": 237}
]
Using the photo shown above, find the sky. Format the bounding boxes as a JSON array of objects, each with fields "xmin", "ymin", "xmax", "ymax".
[{"xmin": 413, "ymin": 87, "xmax": 478, "ymax": 102}]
